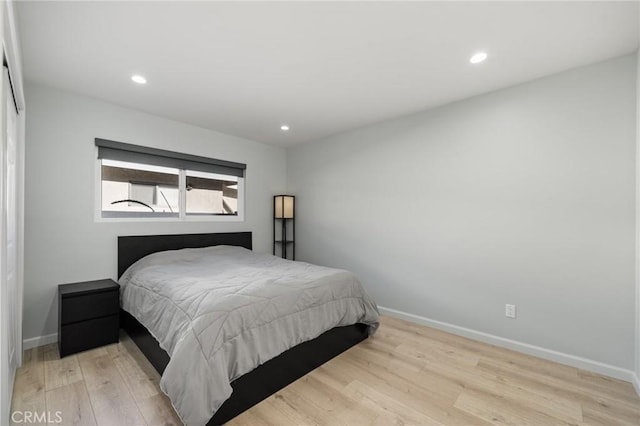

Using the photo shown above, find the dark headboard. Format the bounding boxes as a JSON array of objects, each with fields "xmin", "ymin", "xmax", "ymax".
[{"xmin": 117, "ymin": 232, "xmax": 252, "ymax": 278}]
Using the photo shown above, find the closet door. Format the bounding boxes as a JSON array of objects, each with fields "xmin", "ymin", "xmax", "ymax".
[
  {"xmin": 0, "ymin": 66, "xmax": 18, "ymax": 422},
  {"xmin": 0, "ymin": 65, "xmax": 6, "ymax": 424},
  {"xmin": 4, "ymin": 67, "xmax": 18, "ymax": 372}
]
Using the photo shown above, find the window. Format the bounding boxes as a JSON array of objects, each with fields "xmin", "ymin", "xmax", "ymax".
[
  {"xmin": 185, "ymin": 170, "xmax": 239, "ymax": 215},
  {"xmin": 101, "ymin": 160, "xmax": 180, "ymax": 217},
  {"xmin": 96, "ymin": 138, "xmax": 245, "ymax": 220}
]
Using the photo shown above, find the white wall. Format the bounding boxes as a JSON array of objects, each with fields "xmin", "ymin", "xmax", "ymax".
[
  {"xmin": 288, "ymin": 54, "xmax": 637, "ymax": 371},
  {"xmin": 23, "ymin": 83, "xmax": 287, "ymax": 342}
]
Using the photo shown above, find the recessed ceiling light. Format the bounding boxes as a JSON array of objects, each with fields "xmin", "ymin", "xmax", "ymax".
[
  {"xmin": 131, "ymin": 75, "xmax": 147, "ymax": 84},
  {"xmin": 280, "ymin": 125, "xmax": 290, "ymax": 131},
  {"xmin": 469, "ymin": 52, "xmax": 488, "ymax": 64}
]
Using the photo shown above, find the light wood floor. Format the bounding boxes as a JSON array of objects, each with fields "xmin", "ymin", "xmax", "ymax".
[{"xmin": 11, "ymin": 316, "xmax": 640, "ymax": 425}]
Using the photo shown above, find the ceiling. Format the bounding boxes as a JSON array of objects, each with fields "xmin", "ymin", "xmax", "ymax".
[{"xmin": 16, "ymin": 1, "xmax": 639, "ymax": 147}]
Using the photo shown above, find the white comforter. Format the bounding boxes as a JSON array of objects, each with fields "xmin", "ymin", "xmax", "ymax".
[{"xmin": 119, "ymin": 245, "xmax": 379, "ymax": 425}]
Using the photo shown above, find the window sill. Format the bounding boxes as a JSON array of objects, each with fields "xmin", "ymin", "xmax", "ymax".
[{"xmin": 94, "ymin": 214, "xmax": 244, "ymax": 223}]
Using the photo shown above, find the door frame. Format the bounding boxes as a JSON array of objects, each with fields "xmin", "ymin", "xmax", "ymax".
[{"xmin": 0, "ymin": 0, "xmax": 26, "ymax": 423}]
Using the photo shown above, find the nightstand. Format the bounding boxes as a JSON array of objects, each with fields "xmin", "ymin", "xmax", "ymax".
[{"xmin": 58, "ymin": 279, "xmax": 120, "ymax": 357}]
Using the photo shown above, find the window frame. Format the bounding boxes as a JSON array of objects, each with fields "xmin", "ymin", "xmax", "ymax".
[{"xmin": 94, "ymin": 145, "xmax": 245, "ymax": 223}]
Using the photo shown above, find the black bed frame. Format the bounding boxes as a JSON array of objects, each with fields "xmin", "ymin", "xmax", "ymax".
[{"xmin": 118, "ymin": 232, "xmax": 369, "ymax": 425}]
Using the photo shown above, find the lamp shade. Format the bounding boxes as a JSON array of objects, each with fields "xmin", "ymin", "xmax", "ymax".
[{"xmin": 274, "ymin": 195, "xmax": 294, "ymax": 219}]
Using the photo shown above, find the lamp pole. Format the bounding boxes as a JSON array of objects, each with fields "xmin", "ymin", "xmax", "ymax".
[{"xmin": 282, "ymin": 218, "xmax": 287, "ymax": 259}]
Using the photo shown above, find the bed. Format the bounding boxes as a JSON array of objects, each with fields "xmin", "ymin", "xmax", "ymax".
[{"xmin": 118, "ymin": 232, "xmax": 379, "ymax": 425}]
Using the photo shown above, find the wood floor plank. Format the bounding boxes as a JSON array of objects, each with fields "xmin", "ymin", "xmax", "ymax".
[
  {"xmin": 119, "ymin": 332, "xmax": 163, "ymax": 381},
  {"xmin": 345, "ymin": 343, "xmax": 463, "ymax": 403},
  {"xmin": 227, "ymin": 406, "xmax": 272, "ymax": 426},
  {"xmin": 76, "ymin": 347, "xmax": 109, "ymax": 363},
  {"xmin": 43, "ymin": 344, "xmax": 83, "ymax": 391},
  {"xmin": 45, "ymin": 381, "xmax": 96, "ymax": 426},
  {"xmin": 335, "ymin": 356, "xmax": 490, "ymax": 425},
  {"xmin": 11, "ymin": 316, "xmax": 640, "ymax": 425},
  {"xmin": 112, "ymin": 345, "xmax": 160, "ymax": 402},
  {"xmin": 136, "ymin": 394, "xmax": 183, "ymax": 426},
  {"xmin": 277, "ymin": 385, "xmax": 348, "ymax": 425},
  {"xmin": 454, "ymin": 388, "xmax": 578, "ymax": 426},
  {"xmin": 396, "ymin": 340, "xmax": 481, "ymax": 369},
  {"xmin": 374, "ymin": 325, "xmax": 482, "ymax": 369},
  {"xmin": 419, "ymin": 354, "xmax": 584, "ymax": 424},
  {"xmin": 11, "ymin": 347, "xmax": 47, "ymax": 426},
  {"xmin": 383, "ymin": 316, "xmax": 582, "ymax": 382},
  {"xmin": 475, "ymin": 359, "xmax": 640, "ymax": 421},
  {"xmin": 287, "ymin": 374, "xmax": 379, "ymax": 425},
  {"xmin": 78, "ymin": 353, "xmax": 147, "ymax": 426},
  {"xmin": 578, "ymin": 370, "xmax": 640, "ymax": 404},
  {"xmin": 257, "ymin": 392, "xmax": 323, "ymax": 425},
  {"xmin": 250, "ymin": 397, "xmax": 314, "ymax": 425},
  {"xmin": 342, "ymin": 379, "xmax": 445, "ymax": 425},
  {"xmin": 582, "ymin": 403, "xmax": 640, "ymax": 426}
]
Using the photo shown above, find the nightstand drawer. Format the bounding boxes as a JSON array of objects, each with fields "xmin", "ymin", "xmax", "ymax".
[
  {"xmin": 61, "ymin": 289, "xmax": 119, "ymax": 325},
  {"xmin": 59, "ymin": 314, "xmax": 119, "ymax": 357}
]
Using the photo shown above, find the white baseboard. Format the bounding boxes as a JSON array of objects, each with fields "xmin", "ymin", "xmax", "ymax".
[
  {"xmin": 23, "ymin": 333, "xmax": 57, "ymax": 350},
  {"xmin": 378, "ymin": 306, "xmax": 636, "ymax": 384}
]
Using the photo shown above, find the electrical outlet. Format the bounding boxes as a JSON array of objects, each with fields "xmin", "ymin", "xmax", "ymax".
[{"xmin": 505, "ymin": 304, "xmax": 516, "ymax": 319}]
